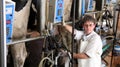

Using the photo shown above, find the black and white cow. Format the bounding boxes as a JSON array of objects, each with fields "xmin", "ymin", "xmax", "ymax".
[
  {"xmin": 7, "ymin": 0, "xmax": 73, "ymax": 67},
  {"xmin": 8, "ymin": 0, "xmax": 32, "ymax": 67},
  {"xmin": 7, "ymin": 0, "xmax": 44, "ymax": 67}
]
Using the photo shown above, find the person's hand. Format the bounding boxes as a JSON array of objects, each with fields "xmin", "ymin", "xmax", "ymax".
[{"xmin": 27, "ymin": 31, "xmax": 40, "ymax": 37}]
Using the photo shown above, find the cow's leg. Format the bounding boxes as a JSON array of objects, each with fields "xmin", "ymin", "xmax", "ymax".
[
  {"xmin": 11, "ymin": 0, "xmax": 32, "ymax": 67},
  {"xmin": 10, "ymin": 42, "xmax": 27, "ymax": 67}
]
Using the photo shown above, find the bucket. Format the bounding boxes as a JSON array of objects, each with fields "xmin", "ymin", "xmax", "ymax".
[{"xmin": 113, "ymin": 45, "xmax": 120, "ymax": 56}]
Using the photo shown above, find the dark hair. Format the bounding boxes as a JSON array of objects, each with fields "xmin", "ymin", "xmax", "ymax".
[{"xmin": 82, "ymin": 15, "xmax": 96, "ymax": 24}]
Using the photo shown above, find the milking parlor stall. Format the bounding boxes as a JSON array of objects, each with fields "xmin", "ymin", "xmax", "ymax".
[{"xmin": 0, "ymin": 0, "xmax": 120, "ymax": 67}]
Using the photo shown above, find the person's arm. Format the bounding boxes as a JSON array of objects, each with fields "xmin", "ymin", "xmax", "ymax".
[
  {"xmin": 73, "ymin": 53, "xmax": 89, "ymax": 59},
  {"xmin": 64, "ymin": 24, "xmax": 73, "ymax": 33}
]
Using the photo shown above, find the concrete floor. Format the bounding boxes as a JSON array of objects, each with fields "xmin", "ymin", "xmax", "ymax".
[{"xmin": 104, "ymin": 52, "xmax": 120, "ymax": 67}]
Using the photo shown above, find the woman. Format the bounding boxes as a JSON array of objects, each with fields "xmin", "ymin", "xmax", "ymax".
[{"xmin": 63, "ymin": 15, "xmax": 103, "ymax": 67}]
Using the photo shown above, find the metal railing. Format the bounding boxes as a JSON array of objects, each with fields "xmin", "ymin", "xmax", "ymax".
[
  {"xmin": 0, "ymin": 0, "xmax": 6, "ymax": 67},
  {"xmin": 7, "ymin": 36, "xmax": 45, "ymax": 45}
]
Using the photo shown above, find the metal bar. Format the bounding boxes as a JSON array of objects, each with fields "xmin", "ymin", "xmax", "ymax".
[
  {"xmin": 53, "ymin": 21, "xmax": 72, "ymax": 25},
  {"xmin": 0, "ymin": 0, "xmax": 6, "ymax": 67},
  {"xmin": 102, "ymin": 44, "xmax": 111, "ymax": 52},
  {"xmin": 71, "ymin": 0, "xmax": 76, "ymax": 67},
  {"xmin": 116, "ymin": 38, "xmax": 120, "ymax": 40},
  {"xmin": 7, "ymin": 36, "xmax": 45, "ymax": 45},
  {"xmin": 85, "ymin": 11, "xmax": 102, "ymax": 14}
]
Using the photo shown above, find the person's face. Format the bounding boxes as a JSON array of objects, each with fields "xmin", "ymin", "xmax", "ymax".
[{"xmin": 83, "ymin": 21, "xmax": 95, "ymax": 35}]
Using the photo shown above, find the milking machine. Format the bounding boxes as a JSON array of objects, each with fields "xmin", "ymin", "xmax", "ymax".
[
  {"xmin": 39, "ymin": 36, "xmax": 72, "ymax": 67},
  {"xmin": 97, "ymin": 2, "xmax": 120, "ymax": 67},
  {"xmin": 39, "ymin": 27, "xmax": 72, "ymax": 67},
  {"xmin": 97, "ymin": 7, "xmax": 113, "ymax": 36},
  {"xmin": 39, "ymin": 0, "xmax": 71, "ymax": 67}
]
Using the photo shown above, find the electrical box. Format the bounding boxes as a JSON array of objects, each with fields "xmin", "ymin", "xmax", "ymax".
[
  {"xmin": 6, "ymin": 1, "xmax": 15, "ymax": 43},
  {"xmin": 111, "ymin": 0, "xmax": 117, "ymax": 3},
  {"xmin": 106, "ymin": 0, "xmax": 111, "ymax": 4},
  {"xmin": 87, "ymin": 0, "xmax": 93, "ymax": 11},
  {"xmin": 81, "ymin": 0, "xmax": 85, "ymax": 15},
  {"xmin": 49, "ymin": 0, "xmax": 64, "ymax": 23},
  {"xmin": 78, "ymin": 0, "xmax": 95, "ymax": 16}
]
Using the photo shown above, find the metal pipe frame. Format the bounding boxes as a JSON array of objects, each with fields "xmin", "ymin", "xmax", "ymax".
[
  {"xmin": 0, "ymin": 0, "xmax": 7, "ymax": 67},
  {"xmin": 7, "ymin": 36, "xmax": 44, "ymax": 45},
  {"xmin": 71, "ymin": 0, "xmax": 76, "ymax": 67},
  {"xmin": 85, "ymin": 11, "xmax": 102, "ymax": 14},
  {"xmin": 6, "ymin": 21, "xmax": 72, "ymax": 46}
]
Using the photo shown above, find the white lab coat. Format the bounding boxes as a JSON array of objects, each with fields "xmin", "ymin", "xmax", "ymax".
[{"xmin": 74, "ymin": 30, "xmax": 103, "ymax": 67}]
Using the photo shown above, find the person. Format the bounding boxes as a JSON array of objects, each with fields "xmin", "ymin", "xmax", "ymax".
[{"xmin": 63, "ymin": 15, "xmax": 103, "ymax": 67}]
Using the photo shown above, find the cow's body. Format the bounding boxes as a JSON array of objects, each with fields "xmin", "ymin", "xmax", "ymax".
[{"xmin": 9, "ymin": 0, "xmax": 31, "ymax": 67}]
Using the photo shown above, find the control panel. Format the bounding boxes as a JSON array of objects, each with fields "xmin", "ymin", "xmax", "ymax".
[
  {"xmin": 49, "ymin": 0, "xmax": 64, "ymax": 23},
  {"xmin": 106, "ymin": 0, "xmax": 111, "ymax": 4},
  {"xmin": 81, "ymin": 0, "xmax": 85, "ymax": 15},
  {"xmin": 6, "ymin": 1, "xmax": 15, "ymax": 43},
  {"xmin": 87, "ymin": 0, "xmax": 93, "ymax": 11}
]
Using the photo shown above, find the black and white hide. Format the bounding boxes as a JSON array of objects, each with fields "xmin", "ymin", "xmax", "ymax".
[
  {"xmin": 9, "ymin": 0, "xmax": 31, "ymax": 67},
  {"xmin": 27, "ymin": 0, "xmax": 38, "ymax": 31},
  {"xmin": 7, "ymin": 0, "xmax": 47, "ymax": 67}
]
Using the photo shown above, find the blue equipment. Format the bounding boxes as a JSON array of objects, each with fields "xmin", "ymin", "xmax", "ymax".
[
  {"xmin": 81, "ymin": 0, "xmax": 85, "ymax": 15},
  {"xmin": 106, "ymin": 0, "xmax": 111, "ymax": 4},
  {"xmin": 87, "ymin": 0, "xmax": 93, "ymax": 11},
  {"xmin": 6, "ymin": 1, "xmax": 15, "ymax": 43},
  {"xmin": 49, "ymin": 0, "xmax": 64, "ymax": 23}
]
